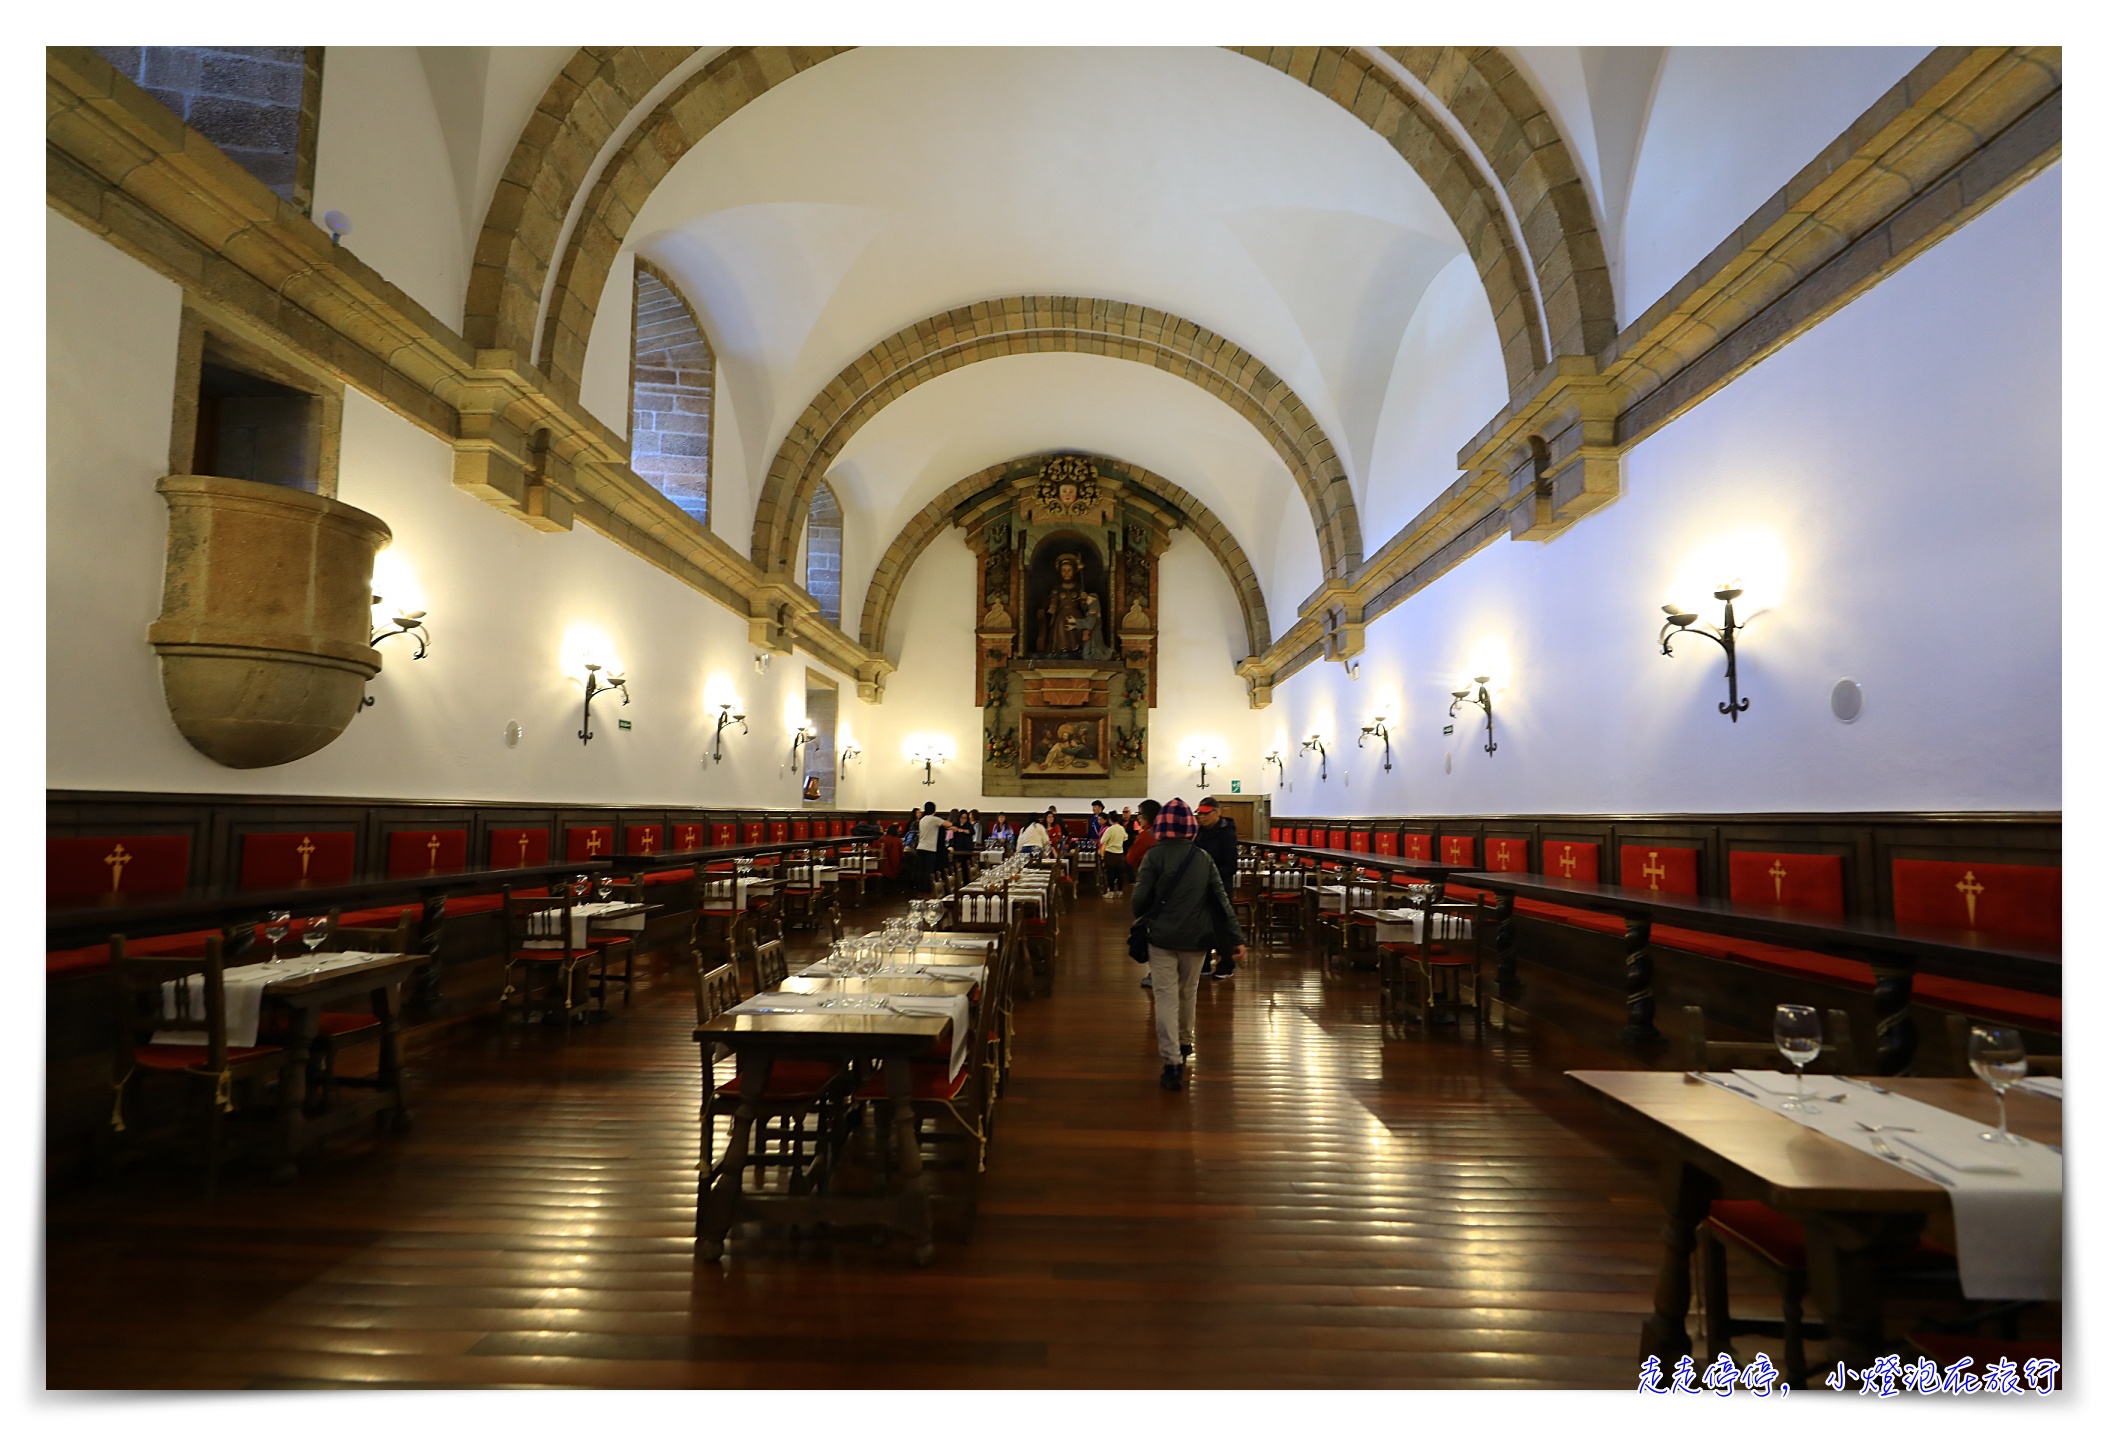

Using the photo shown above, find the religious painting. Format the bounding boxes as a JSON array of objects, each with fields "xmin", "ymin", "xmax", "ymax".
[
  {"xmin": 1025, "ymin": 534, "xmax": 1114, "ymax": 660},
  {"xmin": 1020, "ymin": 710, "xmax": 1109, "ymax": 777}
]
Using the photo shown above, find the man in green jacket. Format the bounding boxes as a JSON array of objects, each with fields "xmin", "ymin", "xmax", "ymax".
[{"xmin": 1131, "ymin": 798, "xmax": 1246, "ymax": 1091}]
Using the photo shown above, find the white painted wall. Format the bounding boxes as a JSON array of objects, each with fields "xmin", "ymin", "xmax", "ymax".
[
  {"xmin": 1263, "ymin": 166, "xmax": 2060, "ymax": 818},
  {"xmin": 46, "ymin": 212, "xmax": 857, "ymax": 809},
  {"xmin": 847, "ymin": 531, "xmax": 1265, "ymax": 814}
]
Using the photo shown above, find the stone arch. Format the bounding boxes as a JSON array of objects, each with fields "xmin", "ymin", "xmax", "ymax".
[
  {"xmin": 861, "ymin": 453, "xmax": 1271, "ymax": 664},
  {"xmin": 752, "ymin": 297, "xmax": 1360, "ymax": 583},
  {"xmin": 464, "ymin": 46, "xmax": 1611, "ymax": 403}
]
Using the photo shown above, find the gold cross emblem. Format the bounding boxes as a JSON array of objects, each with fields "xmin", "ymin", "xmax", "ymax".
[
  {"xmin": 1768, "ymin": 860, "xmax": 1789, "ymax": 901},
  {"xmin": 1642, "ymin": 851, "xmax": 1667, "ymax": 890},
  {"xmin": 516, "ymin": 833, "xmax": 531, "ymax": 864},
  {"xmin": 1557, "ymin": 848, "xmax": 1576, "ymax": 877},
  {"xmin": 1956, "ymin": 870, "xmax": 1985, "ymax": 925},
  {"xmin": 103, "ymin": 842, "xmax": 132, "ymax": 893},
  {"xmin": 640, "ymin": 830, "xmax": 656, "ymax": 853},
  {"xmin": 296, "ymin": 835, "xmax": 316, "ymax": 878},
  {"xmin": 1494, "ymin": 845, "xmax": 1512, "ymax": 871},
  {"xmin": 426, "ymin": 834, "xmax": 442, "ymax": 874},
  {"xmin": 585, "ymin": 830, "xmax": 604, "ymax": 856}
]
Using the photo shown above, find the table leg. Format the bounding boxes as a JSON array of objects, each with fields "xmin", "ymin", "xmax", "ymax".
[
  {"xmin": 409, "ymin": 893, "xmax": 446, "ymax": 1016},
  {"xmin": 274, "ymin": 1009, "xmax": 317, "ymax": 1180},
  {"xmin": 883, "ymin": 1054, "xmax": 934, "ymax": 1265},
  {"xmin": 1618, "ymin": 915, "xmax": 1659, "ymax": 1045},
  {"xmin": 1801, "ymin": 1210, "xmax": 1926, "ymax": 1366},
  {"xmin": 699, "ymin": 1052, "xmax": 769, "ymax": 1261},
  {"xmin": 1492, "ymin": 891, "xmax": 1519, "ymax": 995},
  {"xmin": 1866, "ymin": 957, "xmax": 1918, "ymax": 1076},
  {"xmin": 1639, "ymin": 1158, "xmax": 1716, "ymax": 1362},
  {"xmin": 372, "ymin": 979, "xmax": 410, "ymax": 1130}
]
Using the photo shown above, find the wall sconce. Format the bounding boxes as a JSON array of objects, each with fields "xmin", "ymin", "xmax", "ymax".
[
  {"xmin": 789, "ymin": 721, "xmax": 817, "ymax": 767},
  {"xmin": 1448, "ymin": 676, "xmax": 1497, "ymax": 755},
  {"xmin": 910, "ymin": 746, "xmax": 948, "ymax": 785},
  {"xmin": 1300, "ymin": 733, "xmax": 1327, "ymax": 781},
  {"xmin": 838, "ymin": 742, "xmax": 862, "ymax": 775},
  {"xmin": 1660, "ymin": 587, "xmax": 1750, "ymax": 720},
  {"xmin": 1357, "ymin": 714, "xmax": 1392, "ymax": 771},
  {"xmin": 1185, "ymin": 749, "xmax": 1222, "ymax": 787},
  {"xmin": 577, "ymin": 662, "xmax": 629, "ymax": 744},
  {"xmin": 1263, "ymin": 749, "xmax": 1286, "ymax": 784},
  {"xmin": 710, "ymin": 701, "xmax": 748, "ymax": 763},
  {"xmin": 359, "ymin": 594, "xmax": 431, "ymax": 709}
]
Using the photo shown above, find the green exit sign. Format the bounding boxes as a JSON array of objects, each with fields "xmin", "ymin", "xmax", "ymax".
[
  {"xmin": 1229, "ymin": 780, "xmax": 1241, "ymax": 793},
  {"xmin": 618, "ymin": 719, "xmax": 632, "ymax": 731},
  {"xmin": 1442, "ymin": 724, "xmax": 1454, "ymax": 735}
]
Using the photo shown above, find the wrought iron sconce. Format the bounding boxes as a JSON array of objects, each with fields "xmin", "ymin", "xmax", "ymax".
[
  {"xmin": 359, "ymin": 595, "xmax": 431, "ymax": 709},
  {"xmin": 1185, "ymin": 750, "xmax": 1221, "ymax": 787},
  {"xmin": 1263, "ymin": 749, "xmax": 1286, "ymax": 784},
  {"xmin": 789, "ymin": 721, "xmax": 817, "ymax": 768},
  {"xmin": 577, "ymin": 662, "xmax": 628, "ymax": 744},
  {"xmin": 710, "ymin": 701, "xmax": 748, "ymax": 763},
  {"xmin": 1358, "ymin": 714, "xmax": 1393, "ymax": 771},
  {"xmin": 1659, "ymin": 587, "xmax": 1750, "ymax": 720},
  {"xmin": 1448, "ymin": 676, "xmax": 1497, "ymax": 755},
  {"xmin": 1301, "ymin": 733, "xmax": 1327, "ymax": 781},
  {"xmin": 838, "ymin": 742, "xmax": 862, "ymax": 775},
  {"xmin": 910, "ymin": 747, "xmax": 948, "ymax": 786}
]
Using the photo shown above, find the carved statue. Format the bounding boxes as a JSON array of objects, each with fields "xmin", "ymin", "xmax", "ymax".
[
  {"xmin": 1124, "ymin": 521, "xmax": 1150, "ymax": 591},
  {"xmin": 984, "ymin": 519, "xmax": 1012, "ymax": 591},
  {"xmin": 1036, "ymin": 552, "xmax": 1101, "ymax": 658}
]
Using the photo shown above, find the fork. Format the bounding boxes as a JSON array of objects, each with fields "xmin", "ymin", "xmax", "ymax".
[
  {"xmin": 1869, "ymin": 1135, "xmax": 1954, "ymax": 1186},
  {"xmin": 1855, "ymin": 1120, "xmax": 1918, "ymax": 1134}
]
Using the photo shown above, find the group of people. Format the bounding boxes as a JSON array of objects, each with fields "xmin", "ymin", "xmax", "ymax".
[{"xmin": 897, "ymin": 794, "xmax": 1247, "ymax": 1095}]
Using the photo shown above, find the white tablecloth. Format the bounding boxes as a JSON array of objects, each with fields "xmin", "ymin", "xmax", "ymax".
[
  {"xmin": 1354, "ymin": 908, "xmax": 1474, "ymax": 943},
  {"xmin": 525, "ymin": 900, "xmax": 645, "ymax": 948},
  {"xmin": 701, "ymin": 877, "xmax": 775, "ymax": 911},
  {"xmin": 1706, "ymin": 1070, "xmax": 2063, "ymax": 1300},
  {"xmin": 799, "ymin": 959, "xmax": 986, "ymax": 986},
  {"xmin": 156, "ymin": 950, "xmax": 402, "ymax": 1048},
  {"xmin": 727, "ymin": 988, "xmax": 972, "ymax": 1078}
]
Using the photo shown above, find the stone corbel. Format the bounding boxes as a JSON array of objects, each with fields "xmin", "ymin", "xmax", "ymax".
[
  {"xmin": 447, "ymin": 356, "xmax": 533, "ymax": 516},
  {"xmin": 1235, "ymin": 657, "xmax": 1273, "ymax": 710},
  {"xmin": 749, "ymin": 580, "xmax": 814, "ymax": 654},
  {"xmin": 856, "ymin": 659, "xmax": 893, "ymax": 704},
  {"xmin": 1297, "ymin": 579, "xmax": 1365, "ymax": 665},
  {"xmin": 1463, "ymin": 356, "xmax": 1622, "ymax": 544}
]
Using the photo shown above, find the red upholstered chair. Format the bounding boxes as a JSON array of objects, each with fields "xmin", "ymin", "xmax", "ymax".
[
  {"xmin": 779, "ymin": 851, "xmax": 825, "ymax": 931},
  {"xmin": 1376, "ymin": 894, "xmax": 1486, "ymax": 1036},
  {"xmin": 499, "ymin": 886, "xmax": 612, "ymax": 1028},
  {"xmin": 698, "ymin": 922, "xmax": 854, "ymax": 1184},
  {"xmin": 107, "ymin": 933, "xmax": 292, "ymax": 1194}
]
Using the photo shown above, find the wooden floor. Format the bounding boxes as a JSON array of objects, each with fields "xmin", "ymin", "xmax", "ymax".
[{"xmin": 48, "ymin": 892, "xmax": 1705, "ymax": 1389}]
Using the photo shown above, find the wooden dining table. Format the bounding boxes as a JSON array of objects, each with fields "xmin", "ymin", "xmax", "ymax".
[
  {"xmin": 1569, "ymin": 1070, "xmax": 2062, "ymax": 1367},
  {"xmin": 262, "ymin": 949, "xmax": 427, "ymax": 1173},
  {"xmin": 694, "ymin": 1000, "xmax": 958, "ymax": 1266}
]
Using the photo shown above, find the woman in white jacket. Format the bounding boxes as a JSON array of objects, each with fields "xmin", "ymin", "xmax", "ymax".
[{"xmin": 1016, "ymin": 817, "xmax": 1052, "ymax": 855}]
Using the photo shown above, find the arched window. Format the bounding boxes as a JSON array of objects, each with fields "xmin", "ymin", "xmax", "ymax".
[
  {"xmin": 629, "ymin": 262, "xmax": 713, "ymax": 524},
  {"xmin": 803, "ymin": 481, "xmax": 843, "ymax": 625}
]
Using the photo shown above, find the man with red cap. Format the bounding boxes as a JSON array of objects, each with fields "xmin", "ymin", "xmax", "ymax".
[{"xmin": 1129, "ymin": 798, "xmax": 1246, "ymax": 1091}]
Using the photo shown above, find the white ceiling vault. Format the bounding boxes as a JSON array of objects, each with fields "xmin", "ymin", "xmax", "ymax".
[{"xmin": 555, "ymin": 44, "xmax": 1932, "ymax": 644}]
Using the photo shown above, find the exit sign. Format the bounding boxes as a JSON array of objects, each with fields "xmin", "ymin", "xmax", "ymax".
[
  {"xmin": 1442, "ymin": 724, "xmax": 1454, "ymax": 735},
  {"xmin": 618, "ymin": 719, "xmax": 632, "ymax": 731},
  {"xmin": 1229, "ymin": 780, "xmax": 1241, "ymax": 793}
]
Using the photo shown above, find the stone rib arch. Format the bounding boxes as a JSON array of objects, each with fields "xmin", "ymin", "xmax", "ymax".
[
  {"xmin": 753, "ymin": 297, "xmax": 1360, "ymax": 585},
  {"xmin": 463, "ymin": 46, "xmax": 1612, "ymax": 405},
  {"xmin": 861, "ymin": 453, "xmax": 1271, "ymax": 666}
]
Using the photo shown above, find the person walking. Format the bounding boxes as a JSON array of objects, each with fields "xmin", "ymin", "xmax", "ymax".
[
  {"xmin": 913, "ymin": 801, "xmax": 948, "ymax": 894},
  {"xmin": 1127, "ymin": 799, "xmax": 1161, "ymax": 988},
  {"xmin": 1131, "ymin": 799, "xmax": 1245, "ymax": 1091},
  {"xmin": 1098, "ymin": 813, "xmax": 1128, "ymax": 897},
  {"xmin": 1193, "ymin": 797, "xmax": 1242, "ymax": 978}
]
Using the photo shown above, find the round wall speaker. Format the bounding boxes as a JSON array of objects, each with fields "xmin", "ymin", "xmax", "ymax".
[{"xmin": 1829, "ymin": 679, "xmax": 1863, "ymax": 723}]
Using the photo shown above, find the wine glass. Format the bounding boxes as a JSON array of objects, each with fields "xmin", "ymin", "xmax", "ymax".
[
  {"xmin": 594, "ymin": 874, "xmax": 614, "ymax": 904},
  {"xmin": 571, "ymin": 873, "xmax": 591, "ymax": 902},
  {"xmin": 300, "ymin": 911, "xmax": 333, "ymax": 956},
  {"xmin": 826, "ymin": 939, "xmax": 855, "ymax": 979},
  {"xmin": 1968, "ymin": 1025, "xmax": 2029, "ymax": 1144},
  {"xmin": 1773, "ymin": 1004, "xmax": 1823, "ymax": 1110},
  {"xmin": 262, "ymin": 910, "xmax": 291, "ymax": 963}
]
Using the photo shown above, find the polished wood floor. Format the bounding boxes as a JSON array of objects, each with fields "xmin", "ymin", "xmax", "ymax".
[{"xmin": 48, "ymin": 893, "xmax": 1702, "ymax": 1389}]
